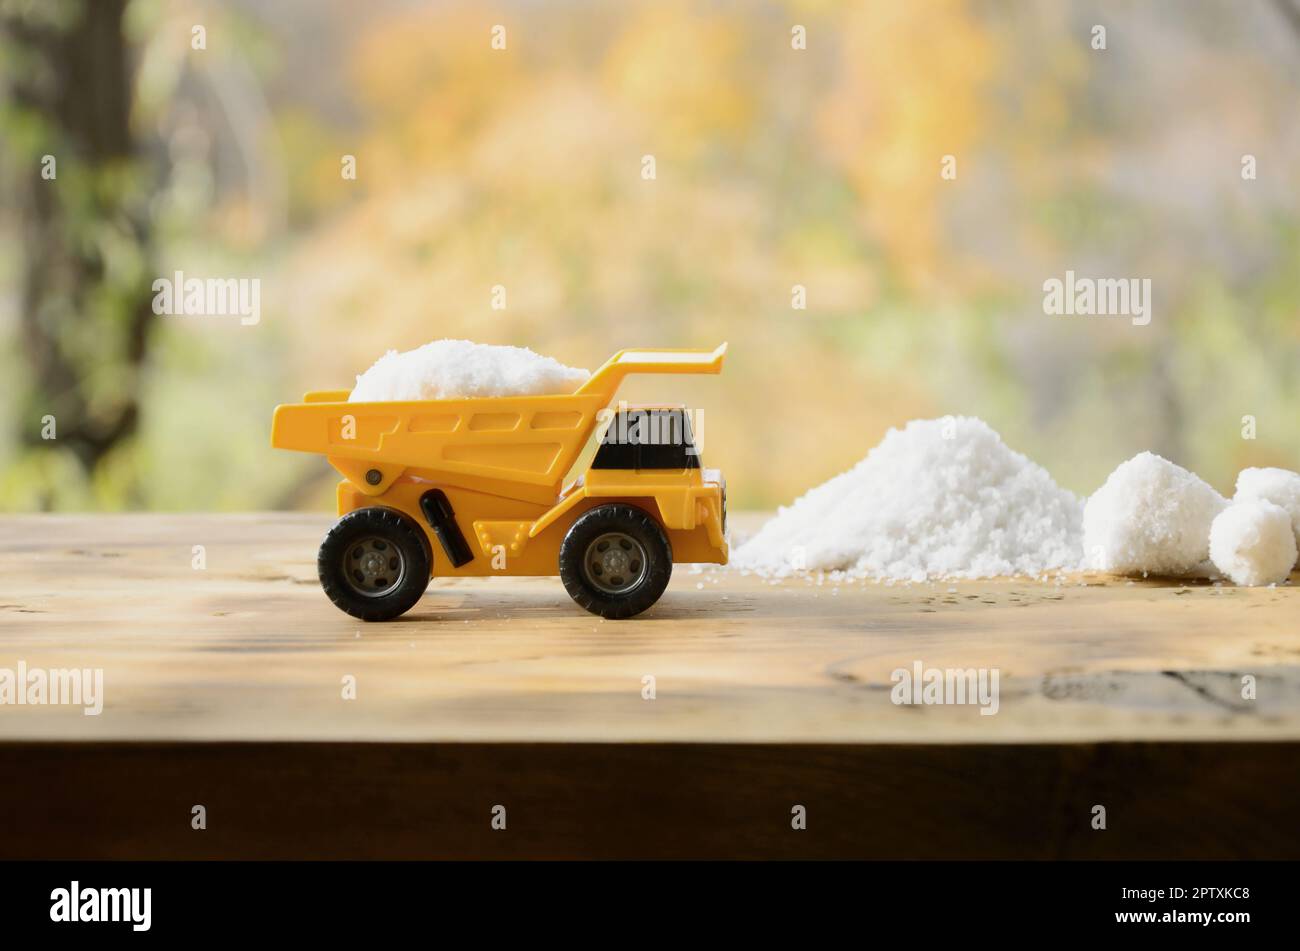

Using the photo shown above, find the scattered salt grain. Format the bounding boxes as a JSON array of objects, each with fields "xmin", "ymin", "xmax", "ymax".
[
  {"xmin": 732, "ymin": 417, "xmax": 1083, "ymax": 581},
  {"xmin": 1209, "ymin": 500, "xmax": 1297, "ymax": 587},
  {"xmin": 349, "ymin": 339, "xmax": 589, "ymax": 402},
  {"xmin": 1083, "ymin": 452, "xmax": 1226, "ymax": 577},
  {"xmin": 1233, "ymin": 467, "xmax": 1300, "ymax": 568}
]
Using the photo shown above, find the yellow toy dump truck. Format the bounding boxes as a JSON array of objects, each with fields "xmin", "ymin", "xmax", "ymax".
[{"xmin": 271, "ymin": 345, "xmax": 728, "ymax": 621}]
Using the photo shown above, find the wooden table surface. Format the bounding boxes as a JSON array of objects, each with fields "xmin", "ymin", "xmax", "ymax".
[
  {"xmin": 3, "ymin": 513, "xmax": 1299, "ymax": 859},
  {"xmin": 3, "ymin": 513, "xmax": 1298, "ymax": 743}
]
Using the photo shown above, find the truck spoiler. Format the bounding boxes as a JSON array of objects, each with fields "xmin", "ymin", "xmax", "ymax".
[{"xmin": 576, "ymin": 343, "xmax": 727, "ymax": 402}]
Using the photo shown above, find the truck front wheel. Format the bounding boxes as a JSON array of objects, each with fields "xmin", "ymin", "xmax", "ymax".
[
  {"xmin": 318, "ymin": 507, "xmax": 432, "ymax": 621},
  {"xmin": 559, "ymin": 504, "xmax": 672, "ymax": 619}
]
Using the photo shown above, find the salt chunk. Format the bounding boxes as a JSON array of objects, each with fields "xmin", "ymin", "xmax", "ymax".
[
  {"xmin": 1233, "ymin": 467, "xmax": 1300, "ymax": 568},
  {"xmin": 1083, "ymin": 452, "xmax": 1226, "ymax": 576},
  {"xmin": 732, "ymin": 417, "xmax": 1084, "ymax": 581},
  {"xmin": 1209, "ymin": 500, "xmax": 1297, "ymax": 586},
  {"xmin": 349, "ymin": 339, "xmax": 589, "ymax": 402}
]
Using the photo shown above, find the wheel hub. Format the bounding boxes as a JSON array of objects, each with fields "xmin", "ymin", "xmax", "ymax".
[
  {"xmin": 342, "ymin": 536, "xmax": 406, "ymax": 598},
  {"xmin": 583, "ymin": 532, "xmax": 648, "ymax": 595}
]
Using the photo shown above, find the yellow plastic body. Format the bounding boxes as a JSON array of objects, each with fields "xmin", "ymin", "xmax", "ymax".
[{"xmin": 271, "ymin": 345, "xmax": 729, "ymax": 577}]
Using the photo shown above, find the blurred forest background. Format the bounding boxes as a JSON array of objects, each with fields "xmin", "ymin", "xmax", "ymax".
[{"xmin": 1, "ymin": 0, "xmax": 1298, "ymax": 513}]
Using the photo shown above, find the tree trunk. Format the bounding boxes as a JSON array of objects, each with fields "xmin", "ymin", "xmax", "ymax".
[{"xmin": 2, "ymin": 0, "xmax": 156, "ymax": 476}]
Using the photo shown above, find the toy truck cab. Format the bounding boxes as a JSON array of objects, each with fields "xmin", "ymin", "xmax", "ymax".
[
  {"xmin": 586, "ymin": 406, "xmax": 726, "ymax": 550},
  {"xmin": 271, "ymin": 345, "xmax": 728, "ymax": 622},
  {"xmin": 556, "ymin": 405, "xmax": 727, "ymax": 615}
]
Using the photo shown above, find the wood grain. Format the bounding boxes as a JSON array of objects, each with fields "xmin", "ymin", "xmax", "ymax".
[{"xmin": 1, "ymin": 513, "xmax": 1298, "ymax": 744}]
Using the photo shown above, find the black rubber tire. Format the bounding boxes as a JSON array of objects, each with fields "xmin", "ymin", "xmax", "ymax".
[
  {"xmin": 559, "ymin": 504, "xmax": 672, "ymax": 619},
  {"xmin": 318, "ymin": 507, "xmax": 432, "ymax": 622}
]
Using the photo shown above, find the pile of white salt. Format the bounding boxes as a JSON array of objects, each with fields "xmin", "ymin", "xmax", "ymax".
[
  {"xmin": 732, "ymin": 417, "xmax": 1085, "ymax": 581},
  {"xmin": 349, "ymin": 339, "xmax": 590, "ymax": 402},
  {"xmin": 1233, "ymin": 467, "xmax": 1300, "ymax": 563},
  {"xmin": 1084, "ymin": 455, "xmax": 1300, "ymax": 585},
  {"xmin": 737, "ymin": 418, "xmax": 1299, "ymax": 586},
  {"xmin": 1082, "ymin": 452, "xmax": 1226, "ymax": 577},
  {"xmin": 1209, "ymin": 500, "xmax": 1297, "ymax": 586}
]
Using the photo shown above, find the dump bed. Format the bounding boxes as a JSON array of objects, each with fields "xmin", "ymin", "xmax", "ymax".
[{"xmin": 271, "ymin": 344, "xmax": 726, "ymax": 505}]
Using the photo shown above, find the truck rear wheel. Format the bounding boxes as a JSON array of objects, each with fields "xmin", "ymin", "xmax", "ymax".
[
  {"xmin": 318, "ymin": 507, "xmax": 431, "ymax": 621},
  {"xmin": 559, "ymin": 504, "xmax": 672, "ymax": 619}
]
